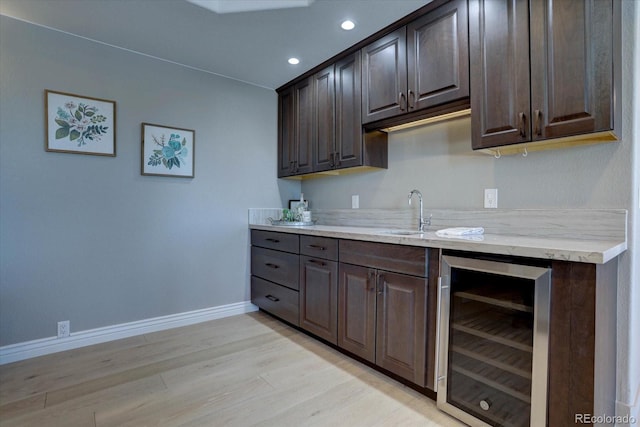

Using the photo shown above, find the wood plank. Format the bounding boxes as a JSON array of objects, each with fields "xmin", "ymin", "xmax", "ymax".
[{"xmin": 0, "ymin": 312, "xmax": 462, "ymax": 427}]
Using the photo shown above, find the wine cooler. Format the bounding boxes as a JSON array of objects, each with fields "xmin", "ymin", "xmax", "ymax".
[{"xmin": 437, "ymin": 255, "xmax": 551, "ymax": 427}]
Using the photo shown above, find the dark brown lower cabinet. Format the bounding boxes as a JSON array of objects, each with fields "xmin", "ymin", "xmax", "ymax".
[
  {"xmin": 250, "ymin": 230, "xmax": 300, "ymax": 326},
  {"xmin": 338, "ymin": 263, "xmax": 377, "ymax": 362},
  {"xmin": 251, "ymin": 230, "xmax": 619, "ymax": 426},
  {"xmin": 251, "ymin": 276, "xmax": 299, "ymax": 326},
  {"xmin": 337, "ymin": 240, "xmax": 428, "ymax": 388},
  {"xmin": 376, "ymin": 271, "xmax": 427, "ymax": 386},
  {"xmin": 299, "ymin": 255, "xmax": 338, "ymax": 344}
]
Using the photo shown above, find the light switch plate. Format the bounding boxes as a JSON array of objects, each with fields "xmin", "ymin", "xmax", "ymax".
[
  {"xmin": 484, "ymin": 189, "xmax": 498, "ymax": 208},
  {"xmin": 351, "ymin": 195, "xmax": 359, "ymax": 209}
]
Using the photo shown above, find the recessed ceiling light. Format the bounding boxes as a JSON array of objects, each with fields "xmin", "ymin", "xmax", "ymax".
[
  {"xmin": 288, "ymin": 58, "xmax": 300, "ymax": 65},
  {"xmin": 341, "ymin": 20, "xmax": 355, "ymax": 30}
]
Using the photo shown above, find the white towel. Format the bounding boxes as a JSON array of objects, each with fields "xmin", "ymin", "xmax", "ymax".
[{"xmin": 435, "ymin": 227, "xmax": 484, "ymax": 237}]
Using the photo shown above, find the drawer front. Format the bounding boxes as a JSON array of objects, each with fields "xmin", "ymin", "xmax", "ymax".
[
  {"xmin": 251, "ymin": 276, "xmax": 299, "ymax": 326},
  {"xmin": 251, "ymin": 230, "xmax": 299, "ymax": 253},
  {"xmin": 300, "ymin": 235, "xmax": 338, "ymax": 261},
  {"xmin": 339, "ymin": 239, "xmax": 428, "ymax": 277},
  {"xmin": 251, "ymin": 246, "xmax": 299, "ymax": 290}
]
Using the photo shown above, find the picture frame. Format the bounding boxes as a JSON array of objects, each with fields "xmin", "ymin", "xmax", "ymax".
[
  {"xmin": 141, "ymin": 123, "xmax": 195, "ymax": 178},
  {"xmin": 45, "ymin": 89, "xmax": 116, "ymax": 156}
]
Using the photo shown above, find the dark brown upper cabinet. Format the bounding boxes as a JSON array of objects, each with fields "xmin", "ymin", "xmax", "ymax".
[
  {"xmin": 361, "ymin": 28, "xmax": 408, "ymax": 124},
  {"xmin": 334, "ymin": 53, "xmax": 366, "ymax": 170},
  {"xmin": 277, "ymin": 86, "xmax": 295, "ymax": 178},
  {"xmin": 278, "ymin": 51, "xmax": 387, "ymax": 178},
  {"xmin": 312, "ymin": 53, "xmax": 365, "ymax": 172},
  {"xmin": 277, "ymin": 78, "xmax": 313, "ymax": 178},
  {"xmin": 312, "ymin": 65, "xmax": 336, "ymax": 173},
  {"xmin": 361, "ymin": 0, "xmax": 469, "ymax": 125},
  {"xmin": 470, "ymin": 0, "xmax": 614, "ymax": 150}
]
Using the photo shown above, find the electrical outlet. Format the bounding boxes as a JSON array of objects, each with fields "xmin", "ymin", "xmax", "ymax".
[
  {"xmin": 57, "ymin": 320, "xmax": 70, "ymax": 338},
  {"xmin": 351, "ymin": 195, "xmax": 359, "ymax": 209},
  {"xmin": 484, "ymin": 189, "xmax": 498, "ymax": 209}
]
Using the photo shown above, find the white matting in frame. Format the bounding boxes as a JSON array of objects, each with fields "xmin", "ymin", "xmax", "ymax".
[
  {"xmin": 45, "ymin": 89, "xmax": 116, "ymax": 156},
  {"xmin": 141, "ymin": 123, "xmax": 195, "ymax": 178}
]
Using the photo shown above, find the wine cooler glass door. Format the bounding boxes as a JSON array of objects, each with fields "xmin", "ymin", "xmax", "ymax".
[{"xmin": 437, "ymin": 255, "xmax": 551, "ymax": 427}]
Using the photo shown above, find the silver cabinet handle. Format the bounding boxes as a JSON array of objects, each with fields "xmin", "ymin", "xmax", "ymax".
[
  {"xmin": 398, "ymin": 92, "xmax": 406, "ymax": 111},
  {"xmin": 534, "ymin": 109, "xmax": 542, "ymax": 136},
  {"xmin": 518, "ymin": 112, "xmax": 526, "ymax": 138}
]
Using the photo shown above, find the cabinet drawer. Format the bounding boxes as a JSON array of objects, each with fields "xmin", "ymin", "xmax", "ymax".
[
  {"xmin": 300, "ymin": 235, "xmax": 338, "ymax": 261},
  {"xmin": 339, "ymin": 239, "xmax": 427, "ymax": 277},
  {"xmin": 251, "ymin": 230, "xmax": 299, "ymax": 253},
  {"xmin": 251, "ymin": 276, "xmax": 299, "ymax": 326},
  {"xmin": 251, "ymin": 246, "xmax": 299, "ymax": 290}
]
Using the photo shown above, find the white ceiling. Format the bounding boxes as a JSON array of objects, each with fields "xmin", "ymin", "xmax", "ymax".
[{"xmin": 0, "ymin": 0, "xmax": 431, "ymax": 90}]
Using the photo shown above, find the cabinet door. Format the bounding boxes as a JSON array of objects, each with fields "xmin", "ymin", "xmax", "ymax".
[
  {"xmin": 335, "ymin": 52, "xmax": 363, "ymax": 170},
  {"xmin": 376, "ymin": 271, "xmax": 427, "ymax": 386},
  {"xmin": 361, "ymin": 28, "xmax": 408, "ymax": 124},
  {"xmin": 312, "ymin": 65, "xmax": 336, "ymax": 172},
  {"xmin": 300, "ymin": 256, "xmax": 338, "ymax": 344},
  {"xmin": 529, "ymin": 0, "xmax": 613, "ymax": 140},
  {"xmin": 277, "ymin": 86, "xmax": 296, "ymax": 177},
  {"xmin": 469, "ymin": 0, "xmax": 531, "ymax": 149},
  {"xmin": 338, "ymin": 263, "xmax": 376, "ymax": 363},
  {"xmin": 407, "ymin": 0, "xmax": 469, "ymax": 111},
  {"xmin": 294, "ymin": 78, "xmax": 314, "ymax": 175}
]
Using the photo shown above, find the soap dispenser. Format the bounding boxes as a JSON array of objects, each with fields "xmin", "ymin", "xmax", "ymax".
[
  {"xmin": 298, "ymin": 193, "xmax": 311, "ymax": 222},
  {"xmin": 297, "ymin": 193, "xmax": 305, "ymax": 217}
]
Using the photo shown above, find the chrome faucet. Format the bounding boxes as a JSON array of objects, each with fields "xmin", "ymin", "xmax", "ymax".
[{"xmin": 408, "ymin": 189, "xmax": 430, "ymax": 232}]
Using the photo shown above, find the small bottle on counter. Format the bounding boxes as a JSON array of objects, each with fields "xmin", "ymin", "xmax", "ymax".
[{"xmin": 297, "ymin": 193, "xmax": 311, "ymax": 222}]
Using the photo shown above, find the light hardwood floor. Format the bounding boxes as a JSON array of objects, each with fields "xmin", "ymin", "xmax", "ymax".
[{"xmin": 0, "ymin": 312, "xmax": 465, "ymax": 427}]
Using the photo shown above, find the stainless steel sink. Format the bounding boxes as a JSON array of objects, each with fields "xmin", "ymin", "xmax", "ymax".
[{"xmin": 379, "ymin": 230, "xmax": 425, "ymax": 236}]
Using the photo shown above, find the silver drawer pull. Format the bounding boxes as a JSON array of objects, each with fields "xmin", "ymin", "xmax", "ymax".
[
  {"xmin": 307, "ymin": 244, "xmax": 326, "ymax": 250},
  {"xmin": 265, "ymin": 294, "xmax": 280, "ymax": 302},
  {"xmin": 265, "ymin": 263, "xmax": 280, "ymax": 269}
]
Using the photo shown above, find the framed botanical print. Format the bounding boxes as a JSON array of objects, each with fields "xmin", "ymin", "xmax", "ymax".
[
  {"xmin": 141, "ymin": 123, "xmax": 195, "ymax": 178},
  {"xmin": 45, "ymin": 90, "xmax": 116, "ymax": 156}
]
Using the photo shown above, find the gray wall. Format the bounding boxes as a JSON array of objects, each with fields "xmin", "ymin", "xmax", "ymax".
[
  {"xmin": 302, "ymin": 2, "xmax": 640, "ymax": 419},
  {"xmin": 302, "ymin": 116, "xmax": 630, "ymax": 210},
  {"xmin": 0, "ymin": 16, "xmax": 300, "ymax": 346}
]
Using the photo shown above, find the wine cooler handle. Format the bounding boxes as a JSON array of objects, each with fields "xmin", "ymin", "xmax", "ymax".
[{"xmin": 435, "ymin": 275, "xmax": 450, "ymax": 392}]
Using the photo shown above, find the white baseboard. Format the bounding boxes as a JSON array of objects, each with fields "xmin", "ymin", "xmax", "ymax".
[{"xmin": 0, "ymin": 301, "xmax": 259, "ymax": 365}]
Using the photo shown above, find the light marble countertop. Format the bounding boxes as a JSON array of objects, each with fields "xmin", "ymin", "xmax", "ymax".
[{"xmin": 249, "ymin": 223, "xmax": 626, "ymax": 264}]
